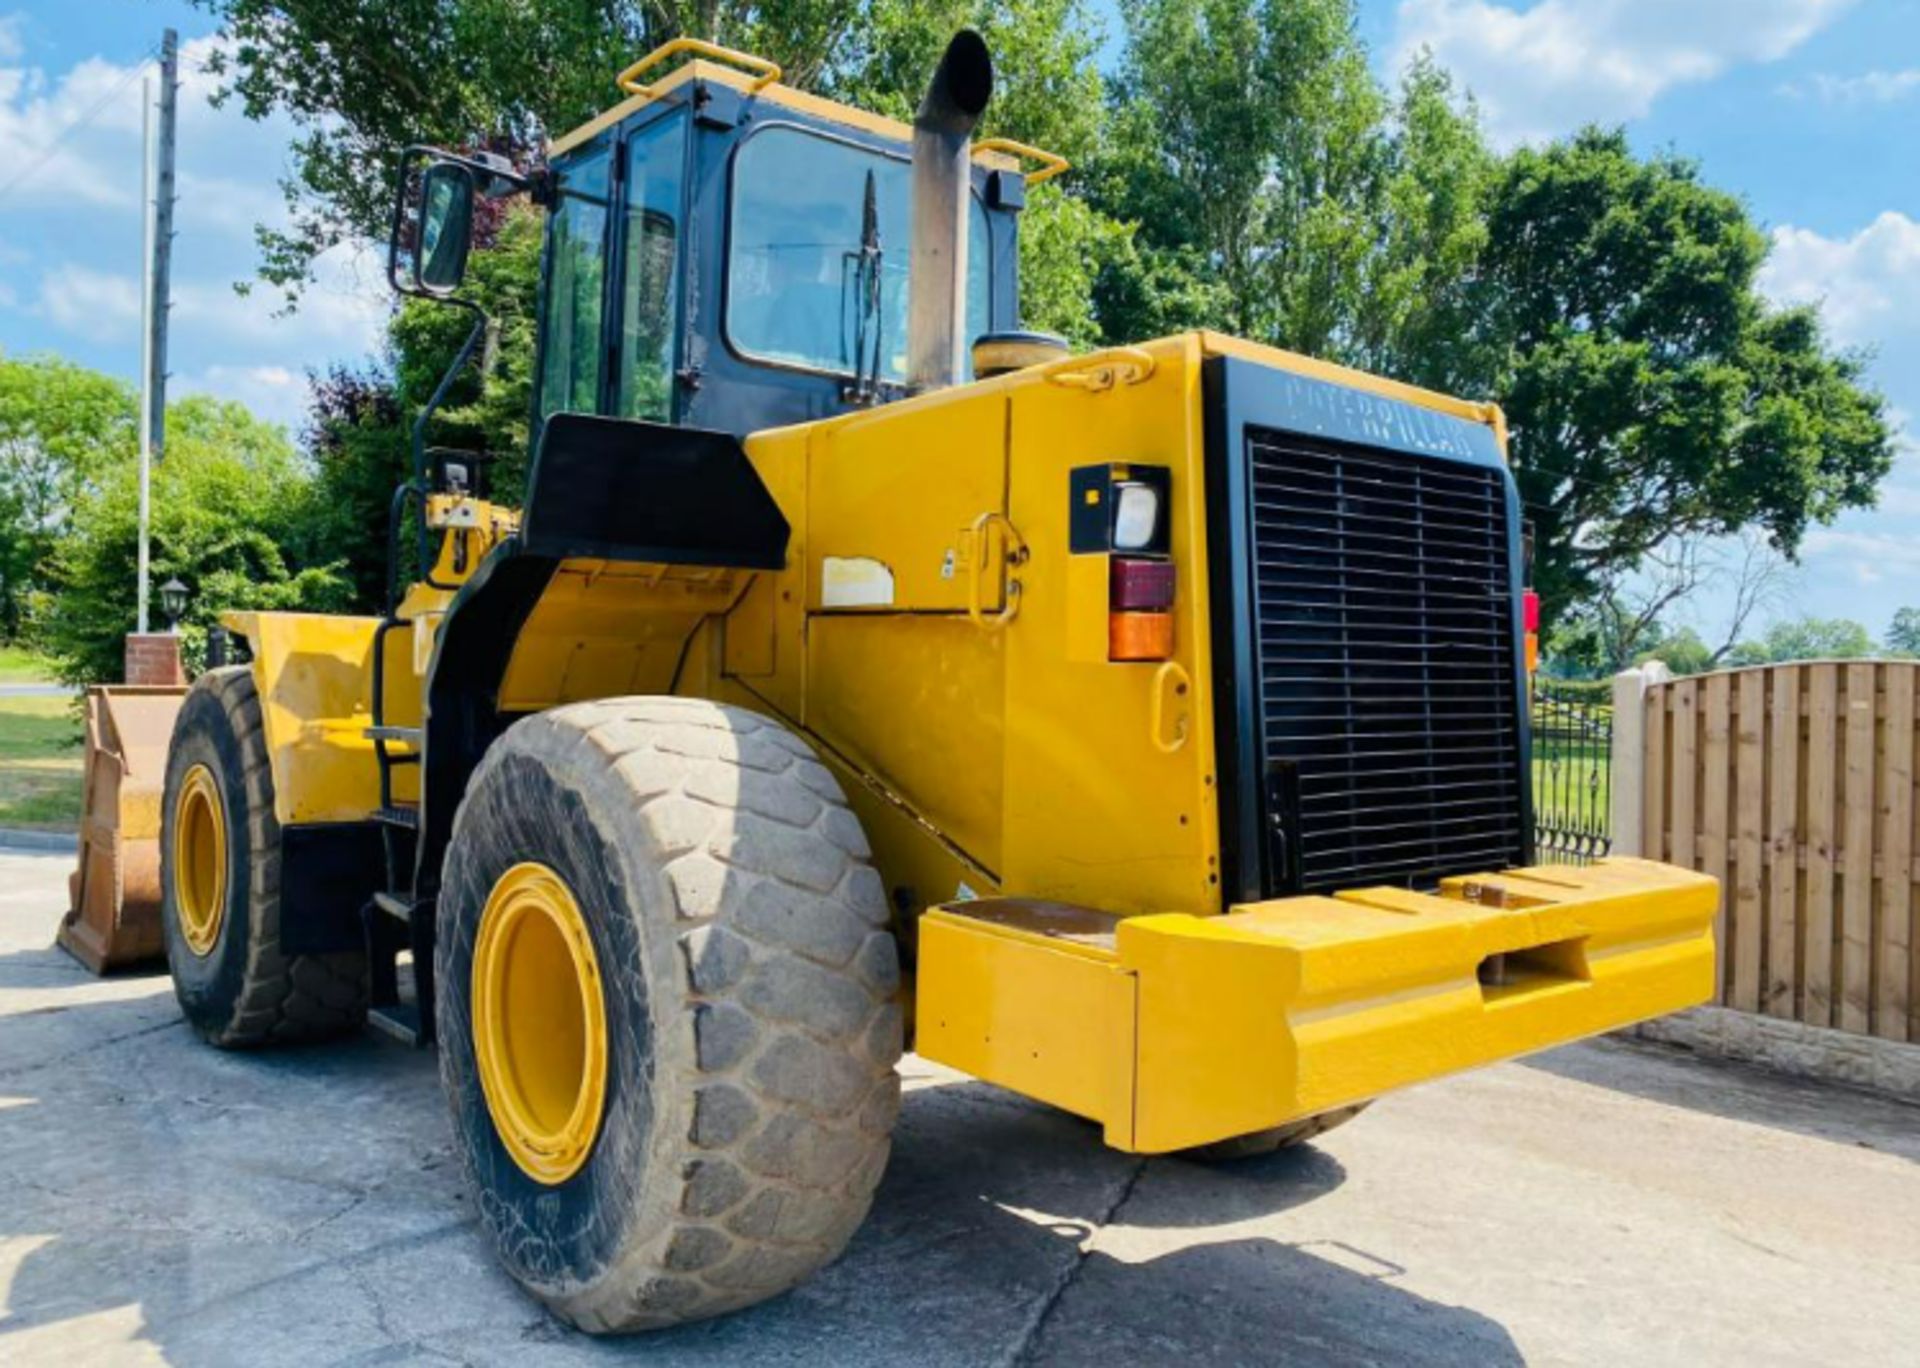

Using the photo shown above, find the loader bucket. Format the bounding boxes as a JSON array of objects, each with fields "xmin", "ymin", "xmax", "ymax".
[{"xmin": 57, "ymin": 685, "xmax": 189, "ymax": 973}]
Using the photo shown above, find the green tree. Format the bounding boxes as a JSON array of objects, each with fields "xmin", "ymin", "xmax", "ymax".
[
  {"xmin": 1887, "ymin": 607, "xmax": 1920, "ymax": 657},
  {"xmin": 1093, "ymin": 0, "xmax": 1384, "ymax": 348},
  {"xmin": 1347, "ymin": 57, "xmax": 1495, "ymax": 392},
  {"xmin": 305, "ymin": 365, "xmax": 408, "ymax": 612},
  {"xmin": 34, "ymin": 395, "xmax": 350, "ymax": 686},
  {"xmin": 1752, "ymin": 616, "xmax": 1876, "ymax": 663},
  {"xmin": 1637, "ymin": 626, "xmax": 1714, "ymax": 678},
  {"xmin": 1478, "ymin": 131, "xmax": 1893, "ymax": 624},
  {"xmin": 0, "ymin": 355, "xmax": 138, "ymax": 638},
  {"xmin": 197, "ymin": 0, "xmax": 1112, "ymax": 333}
]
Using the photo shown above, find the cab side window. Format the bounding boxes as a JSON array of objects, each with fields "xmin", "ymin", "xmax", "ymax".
[
  {"xmin": 616, "ymin": 116, "xmax": 687, "ymax": 421},
  {"xmin": 538, "ymin": 144, "xmax": 611, "ymax": 418}
]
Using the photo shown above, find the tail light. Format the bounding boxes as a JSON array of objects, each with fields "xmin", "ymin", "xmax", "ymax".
[
  {"xmin": 1110, "ymin": 557, "xmax": 1174, "ymax": 661},
  {"xmin": 1069, "ymin": 463, "xmax": 1176, "ymax": 662}
]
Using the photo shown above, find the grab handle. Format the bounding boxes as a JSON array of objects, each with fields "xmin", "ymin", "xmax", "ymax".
[
  {"xmin": 965, "ymin": 512, "xmax": 1026, "ymax": 631},
  {"xmin": 1046, "ymin": 347, "xmax": 1157, "ymax": 393},
  {"xmin": 1150, "ymin": 661, "xmax": 1192, "ymax": 753}
]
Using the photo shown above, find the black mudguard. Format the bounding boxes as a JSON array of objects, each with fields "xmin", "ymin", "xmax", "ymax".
[{"xmin": 414, "ymin": 414, "xmax": 789, "ymax": 895}]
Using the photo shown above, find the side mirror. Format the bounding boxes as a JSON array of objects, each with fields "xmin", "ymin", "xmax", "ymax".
[{"xmin": 414, "ymin": 161, "xmax": 475, "ymax": 295}]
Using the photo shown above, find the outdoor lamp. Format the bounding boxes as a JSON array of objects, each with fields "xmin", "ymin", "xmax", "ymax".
[{"xmin": 160, "ymin": 577, "xmax": 189, "ymax": 633}]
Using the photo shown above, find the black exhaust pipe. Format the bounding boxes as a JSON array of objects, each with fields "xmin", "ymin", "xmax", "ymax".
[{"xmin": 908, "ymin": 31, "xmax": 993, "ymax": 392}]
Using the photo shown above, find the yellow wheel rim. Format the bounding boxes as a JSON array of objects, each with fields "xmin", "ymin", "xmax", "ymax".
[
  {"xmin": 472, "ymin": 862, "xmax": 609, "ymax": 1186},
  {"xmin": 173, "ymin": 764, "xmax": 227, "ymax": 957}
]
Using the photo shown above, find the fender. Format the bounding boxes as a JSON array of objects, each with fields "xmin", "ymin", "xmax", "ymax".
[{"xmin": 413, "ymin": 414, "xmax": 791, "ymax": 895}]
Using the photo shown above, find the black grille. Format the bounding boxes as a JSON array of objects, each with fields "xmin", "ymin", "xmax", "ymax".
[{"xmin": 1245, "ymin": 426, "xmax": 1526, "ymax": 891}]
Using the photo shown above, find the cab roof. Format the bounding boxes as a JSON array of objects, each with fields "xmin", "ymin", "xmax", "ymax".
[{"xmin": 548, "ymin": 55, "xmax": 1022, "ymax": 174}]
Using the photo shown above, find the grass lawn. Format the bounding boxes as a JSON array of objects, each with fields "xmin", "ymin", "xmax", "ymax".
[
  {"xmin": 0, "ymin": 695, "xmax": 83, "ymax": 829},
  {"xmin": 0, "ymin": 644, "xmax": 58, "ymax": 683}
]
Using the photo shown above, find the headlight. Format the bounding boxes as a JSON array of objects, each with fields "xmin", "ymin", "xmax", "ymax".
[{"xmin": 1112, "ymin": 482, "xmax": 1160, "ymax": 551}]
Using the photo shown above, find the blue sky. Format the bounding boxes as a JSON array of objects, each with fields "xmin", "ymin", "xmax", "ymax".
[{"xmin": 1, "ymin": 0, "xmax": 1916, "ymax": 642}]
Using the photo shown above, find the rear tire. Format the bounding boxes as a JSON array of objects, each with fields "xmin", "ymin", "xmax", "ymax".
[
  {"xmin": 436, "ymin": 697, "xmax": 902, "ymax": 1333},
  {"xmin": 160, "ymin": 666, "xmax": 368, "ymax": 1046},
  {"xmin": 1181, "ymin": 1104, "xmax": 1369, "ymax": 1162}
]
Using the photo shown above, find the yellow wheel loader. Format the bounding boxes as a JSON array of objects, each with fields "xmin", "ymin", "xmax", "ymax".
[{"xmin": 153, "ymin": 32, "xmax": 1717, "ymax": 1332}]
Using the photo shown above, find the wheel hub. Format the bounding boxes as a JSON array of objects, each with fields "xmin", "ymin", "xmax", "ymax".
[
  {"xmin": 471, "ymin": 862, "xmax": 609, "ymax": 1185},
  {"xmin": 173, "ymin": 763, "xmax": 227, "ymax": 957}
]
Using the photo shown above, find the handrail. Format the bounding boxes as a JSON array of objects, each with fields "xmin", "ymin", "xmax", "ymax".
[
  {"xmin": 616, "ymin": 38, "xmax": 782, "ymax": 98},
  {"xmin": 972, "ymin": 137, "xmax": 1070, "ymax": 186},
  {"xmin": 964, "ymin": 512, "xmax": 1026, "ymax": 632}
]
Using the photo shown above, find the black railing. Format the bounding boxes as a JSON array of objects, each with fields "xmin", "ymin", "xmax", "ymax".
[{"xmin": 1531, "ymin": 677, "xmax": 1613, "ymax": 864}]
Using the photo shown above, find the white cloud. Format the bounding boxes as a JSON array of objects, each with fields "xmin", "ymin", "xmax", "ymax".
[
  {"xmin": 177, "ymin": 363, "xmax": 307, "ymax": 432},
  {"xmin": 1874, "ymin": 484, "xmax": 1920, "ymax": 516},
  {"xmin": 38, "ymin": 264, "xmax": 140, "ymax": 342},
  {"xmin": 1803, "ymin": 528, "xmax": 1920, "ymax": 571},
  {"xmin": 1759, "ymin": 212, "xmax": 1920, "ymax": 350},
  {"xmin": 0, "ymin": 33, "xmax": 299, "ymax": 216},
  {"xmin": 1391, "ymin": 0, "xmax": 1856, "ymax": 145},
  {"xmin": 33, "ymin": 239, "xmax": 385, "ymax": 395},
  {"xmin": 1782, "ymin": 68, "xmax": 1920, "ymax": 104},
  {"xmin": 0, "ymin": 14, "xmax": 25, "ymax": 65},
  {"xmin": 171, "ymin": 240, "xmax": 390, "ymax": 352},
  {"xmin": 0, "ymin": 54, "xmax": 149, "ymax": 206}
]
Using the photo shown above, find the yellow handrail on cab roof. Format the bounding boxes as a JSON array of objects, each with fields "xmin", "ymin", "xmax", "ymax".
[
  {"xmin": 972, "ymin": 137, "xmax": 1070, "ymax": 186},
  {"xmin": 616, "ymin": 38, "xmax": 782, "ymax": 99}
]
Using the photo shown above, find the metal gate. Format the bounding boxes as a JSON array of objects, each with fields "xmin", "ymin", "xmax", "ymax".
[{"xmin": 1531, "ymin": 677, "xmax": 1612, "ymax": 864}]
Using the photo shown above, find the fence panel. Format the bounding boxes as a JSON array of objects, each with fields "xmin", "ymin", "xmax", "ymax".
[
  {"xmin": 1643, "ymin": 661, "xmax": 1920, "ymax": 1041},
  {"xmin": 1530, "ymin": 677, "xmax": 1613, "ymax": 864}
]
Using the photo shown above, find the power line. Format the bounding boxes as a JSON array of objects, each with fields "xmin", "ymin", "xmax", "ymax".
[{"xmin": 0, "ymin": 43, "xmax": 160, "ymax": 206}]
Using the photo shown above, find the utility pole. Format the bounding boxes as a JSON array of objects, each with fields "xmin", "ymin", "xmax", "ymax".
[
  {"xmin": 147, "ymin": 27, "xmax": 178, "ymax": 460},
  {"xmin": 136, "ymin": 28, "xmax": 177, "ymax": 633},
  {"xmin": 136, "ymin": 72, "xmax": 154, "ymax": 635}
]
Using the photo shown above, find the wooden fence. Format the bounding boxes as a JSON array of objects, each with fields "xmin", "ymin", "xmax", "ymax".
[{"xmin": 1626, "ymin": 662, "xmax": 1917, "ymax": 1042}]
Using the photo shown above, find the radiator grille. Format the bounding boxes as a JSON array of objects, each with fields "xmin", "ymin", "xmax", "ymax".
[{"xmin": 1245, "ymin": 427, "xmax": 1526, "ymax": 891}]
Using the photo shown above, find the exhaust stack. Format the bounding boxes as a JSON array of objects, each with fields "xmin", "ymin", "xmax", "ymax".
[{"xmin": 908, "ymin": 31, "xmax": 993, "ymax": 393}]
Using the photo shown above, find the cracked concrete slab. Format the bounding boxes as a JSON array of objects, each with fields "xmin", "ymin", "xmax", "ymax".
[{"xmin": 1, "ymin": 850, "xmax": 1916, "ymax": 1365}]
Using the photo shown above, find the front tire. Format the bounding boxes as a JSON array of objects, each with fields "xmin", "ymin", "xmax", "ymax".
[
  {"xmin": 160, "ymin": 666, "xmax": 368, "ymax": 1046},
  {"xmin": 436, "ymin": 698, "xmax": 902, "ymax": 1333}
]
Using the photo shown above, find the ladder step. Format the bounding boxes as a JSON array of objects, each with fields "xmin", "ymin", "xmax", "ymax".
[
  {"xmin": 365, "ymin": 725, "xmax": 424, "ymax": 746},
  {"xmin": 374, "ymin": 805, "xmax": 419, "ymax": 830},
  {"xmin": 371, "ymin": 891, "xmax": 413, "ymax": 921},
  {"xmin": 367, "ymin": 1002, "xmax": 426, "ymax": 1048}
]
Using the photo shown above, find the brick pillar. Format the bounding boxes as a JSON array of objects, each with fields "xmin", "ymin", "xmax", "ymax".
[{"xmin": 124, "ymin": 633, "xmax": 186, "ymax": 686}]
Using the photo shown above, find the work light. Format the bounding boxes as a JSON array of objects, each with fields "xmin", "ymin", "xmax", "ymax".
[{"xmin": 1111, "ymin": 481, "xmax": 1161, "ymax": 551}]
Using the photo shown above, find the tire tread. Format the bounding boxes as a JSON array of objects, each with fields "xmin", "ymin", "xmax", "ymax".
[
  {"xmin": 181, "ymin": 666, "xmax": 367, "ymax": 1047},
  {"xmin": 445, "ymin": 697, "xmax": 901, "ymax": 1333}
]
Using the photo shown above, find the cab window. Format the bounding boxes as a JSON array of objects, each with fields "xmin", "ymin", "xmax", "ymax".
[
  {"xmin": 616, "ymin": 115, "xmax": 686, "ymax": 420},
  {"xmin": 538, "ymin": 144, "xmax": 611, "ymax": 418},
  {"xmin": 727, "ymin": 126, "xmax": 992, "ymax": 383}
]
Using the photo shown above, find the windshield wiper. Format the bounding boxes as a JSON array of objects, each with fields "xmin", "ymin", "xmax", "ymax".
[{"xmin": 843, "ymin": 169, "xmax": 884, "ymax": 404}]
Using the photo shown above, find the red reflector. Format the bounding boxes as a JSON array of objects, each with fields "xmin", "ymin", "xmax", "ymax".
[
  {"xmin": 1110, "ymin": 612, "xmax": 1174, "ymax": 661},
  {"xmin": 1522, "ymin": 590, "xmax": 1540, "ymax": 633},
  {"xmin": 1112, "ymin": 557, "xmax": 1175, "ymax": 611}
]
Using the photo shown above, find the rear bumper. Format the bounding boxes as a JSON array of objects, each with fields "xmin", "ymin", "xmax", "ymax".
[{"xmin": 915, "ymin": 858, "xmax": 1717, "ymax": 1153}]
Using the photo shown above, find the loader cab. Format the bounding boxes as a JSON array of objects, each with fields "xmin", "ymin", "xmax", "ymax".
[{"xmin": 532, "ymin": 53, "xmax": 1027, "ymax": 442}]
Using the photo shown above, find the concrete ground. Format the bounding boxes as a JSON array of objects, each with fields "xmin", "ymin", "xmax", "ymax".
[{"xmin": 1, "ymin": 849, "xmax": 1915, "ymax": 1366}]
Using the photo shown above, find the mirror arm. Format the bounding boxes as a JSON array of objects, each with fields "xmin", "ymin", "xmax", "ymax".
[{"xmin": 410, "ymin": 299, "xmax": 489, "ymax": 588}]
